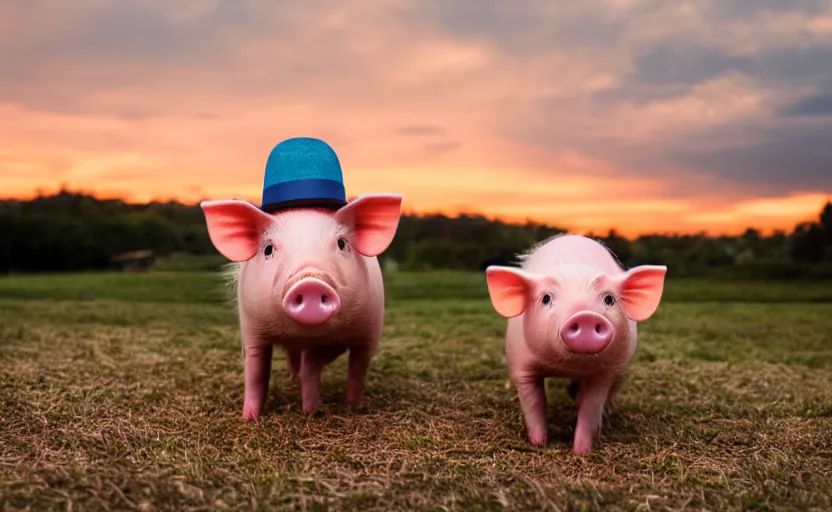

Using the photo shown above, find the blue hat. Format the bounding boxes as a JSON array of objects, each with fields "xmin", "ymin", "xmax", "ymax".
[{"xmin": 260, "ymin": 137, "xmax": 348, "ymax": 213}]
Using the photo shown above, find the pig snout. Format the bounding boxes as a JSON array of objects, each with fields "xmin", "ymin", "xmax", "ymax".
[
  {"xmin": 560, "ymin": 311, "xmax": 613, "ymax": 354},
  {"xmin": 282, "ymin": 278, "xmax": 341, "ymax": 325}
]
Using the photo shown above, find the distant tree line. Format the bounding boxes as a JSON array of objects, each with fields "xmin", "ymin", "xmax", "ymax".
[{"xmin": 1, "ymin": 190, "xmax": 831, "ymax": 279}]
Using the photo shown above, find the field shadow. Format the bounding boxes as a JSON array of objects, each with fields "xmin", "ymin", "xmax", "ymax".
[
  {"xmin": 256, "ymin": 365, "xmax": 423, "ymax": 419},
  {"xmin": 540, "ymin": 378, "xmax": 667, "ymax": 450}
]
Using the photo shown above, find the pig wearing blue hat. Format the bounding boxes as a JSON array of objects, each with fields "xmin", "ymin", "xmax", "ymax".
[{"xmin": 200, "ymin": 137, "xmax": 403, "ymax": 420}]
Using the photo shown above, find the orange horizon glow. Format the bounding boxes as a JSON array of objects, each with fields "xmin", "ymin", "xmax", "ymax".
[{"xmin": 2, "ymin": 182, "xmax": 827, "ymax": 239}]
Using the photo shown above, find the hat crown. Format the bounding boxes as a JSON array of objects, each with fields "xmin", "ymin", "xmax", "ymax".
[
  {"xmin": 260, "ymin": 137, "xmax": 347, "ymax": 212},
  {"xmin": 264, "ymin": 137, "xmax": 343, "ymax": 186}
]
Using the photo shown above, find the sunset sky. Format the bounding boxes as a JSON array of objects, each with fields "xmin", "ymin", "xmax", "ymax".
[{"xmin": 1, "ymin": 1, "xmax": 831, "ymax": 237}]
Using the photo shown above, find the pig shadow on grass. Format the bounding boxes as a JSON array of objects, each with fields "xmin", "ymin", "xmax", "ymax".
[
  {"xmin": 259, "ymin": 375, "xmax": 303, "ymax": 415},
  {"xmin": 258, "ymin": 371, "xmax": 418, "ymax": 418},
  {"xmin": 541, "ymin": 378, "xmax": 658, "ymax": 449},
  {"xmin": 542, "ymin": 382, "xmax": 579, "ymax": 447},
  {"xmin": 258, "ymin": 376, "xmax": 366, "ymax": 417}
]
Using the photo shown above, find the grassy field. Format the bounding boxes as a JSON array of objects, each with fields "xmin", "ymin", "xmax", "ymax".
[{"xmin": 0, "ymin": 271, "xmax": 830, "ymax": 511}]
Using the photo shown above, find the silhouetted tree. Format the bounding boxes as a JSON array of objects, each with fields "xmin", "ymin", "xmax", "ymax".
[
  {"xmin": 820, "ymin": 202, "xmax": 832, "ymax": 235},
  {"xmin": 819, "ymin": 201, "xmax": 832, "ymax": 260},
  {"xmin": 1, "ymin": 191, "xmax": 831, "ymax": 277},
  {"xmin": 600, "ymin": 229, "xmax": 632, "ymax": 267},
  {"xmin": 740, "ymin": 228, "xmax": 763, "ymax": 257},
  {"xmin": 790, "ymin": 222, "xmax": 826, "ymax": 263}
]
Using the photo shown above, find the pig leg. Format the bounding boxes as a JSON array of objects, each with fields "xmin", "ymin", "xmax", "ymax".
[
  {"xmin": 299, "ymin": 347, "xmax": 346, "ymax": 414},
  {"xmin": 345, "ymin": 345, "xmax": 374, "ymax": 407},
  {"xmin": 242, "ymin": 344, "xmax": 273, "ymax": 422},
  {"xmin": 572, "ymin": 379, "xmax": 613, "ymax": 455},
  {"xmin": 514, "ymin": 375, "xmax": 548, "ymax": 446}
]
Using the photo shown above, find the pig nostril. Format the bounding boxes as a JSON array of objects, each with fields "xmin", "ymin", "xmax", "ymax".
[
  {"xmin": 594, "ymin": 323, "xmax": 602, "ymax": 334},
  {"xmin": 569, "ymin": 323, "xmax": 579, "ymax": 333},
  {"xmin": 294, "ymin": 295, "xmax": 303, "ymax": 305},
  {"xmin": 320, "ymin": 294, "xmax": 327, "ymax": 304}
]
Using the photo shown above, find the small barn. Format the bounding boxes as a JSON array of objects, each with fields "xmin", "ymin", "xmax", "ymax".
[{"xmin": 110, "ymin": 250, "xmax": 155, "ymax": 272}]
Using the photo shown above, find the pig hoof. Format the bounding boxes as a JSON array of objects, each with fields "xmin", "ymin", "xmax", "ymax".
[
  {"xmin": 242, "ymin": 403, "xmax": 262, "ymax": 422},
  {"xmin": 242, "ymin": 412, "xmax": 260, "ymax": 422},
  {"xmin": 528, "ymin": 429, "xmax": 547, "ymax": 447},
  {"xmin": 345, "ymin": 391, "xmax": 364, "ymax": 407},
  {"xmin": 572, "ymin": 445, "xmax": 593, "ymax": 456},
  {"xmin": 572, "ymin": 437, "xmax": 594, "ymax": 455}
]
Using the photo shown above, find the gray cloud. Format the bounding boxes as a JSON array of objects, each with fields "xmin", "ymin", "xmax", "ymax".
[
  {"xmin": 626, "ymin": 42, "xmax": 832, "ymax": 91},
  {"xmin": 462, "ymin": 5, "xmax": 832, "ymax": 197},
  {"xmin": 781, "ymin": 94, "xmax": 832, "ymax": 117},
  {"xmin": 500, "ymin": 104, "xmax": 832, "ymax": 199},
  {"xmin": 3, "ymin": 1, "xmax": 270, "ymax": 65},
  {"xmin": 630, "ymin": 44, "xmax": 751, "ymax": 87},
  {"xmin": 609, "ymin": 42, "xmax": 832, "ymax": 194},
  {"xmin": 1, "ymin": 2, "xmax": 236, "ymax": 115},
  {"xmin": 0, "ymin": 0, "xmax": 318, "ymax": 115},
  {"xmin": 408, "ymin": 0, "xmax": 633, "ymax": 54},
  {"xmin": 667, "ymin": 122, "xmax": 832, "ymax": 189},
  {"xmin": 710, "ymin": 0, "xmax": 830, "ymax": 19}
]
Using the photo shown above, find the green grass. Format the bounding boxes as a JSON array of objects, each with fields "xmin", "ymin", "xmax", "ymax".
[
  {"xmin": 1, "ymin": 271, "xmax": 831, "ymax": 510},
  {"xmin": 3, "ymin": 269, "xmax": 832, "ymax": 303}
]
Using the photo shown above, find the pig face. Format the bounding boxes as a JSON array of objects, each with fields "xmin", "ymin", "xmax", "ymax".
[
  {"xmin": 486, "ymin": 263, "xmax": 666, "ymax": 362},
  {"xmin": 201, "ymin": 194, "xmax": 402, "ymax": 334}
]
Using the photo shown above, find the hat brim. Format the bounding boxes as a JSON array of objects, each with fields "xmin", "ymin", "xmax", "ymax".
[
  {"xmin": 260, "ymin": 178, "xmax": 347, "ymax": 213},
  {"xmin": 261, "ymin": 197, "xmax": 347, "ymax": 213}
]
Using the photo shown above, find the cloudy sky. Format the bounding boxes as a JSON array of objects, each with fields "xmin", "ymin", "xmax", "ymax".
[{"xmin": 1, "ymin": 0, "xmax": 831, "ymax": 235}]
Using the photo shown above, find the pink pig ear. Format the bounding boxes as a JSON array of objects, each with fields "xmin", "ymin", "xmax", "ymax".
[
  {"xmin": 200, "ymin": 200, "xmax": 274, "ymax": 262},
  {"xmin": 611, "ymin": 265, "xmax": 667, "ymax": 321},
  {"xmin": 335, "ymin": 193, "xmax": 403, "ymax": 257},
  {"xmin": 485, "ymin": 266, "xmax": 537, "ymax": 318}
]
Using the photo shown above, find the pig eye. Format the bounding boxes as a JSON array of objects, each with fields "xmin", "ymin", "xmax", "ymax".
[
  {"xmin": 263, "ymin": 243, "xmax": 274, "ymax": 258},
  {"xmin": 337, "ymin": 237, "xmax": 347, "ymax": 251},
  {"xmin": 603, "ymin": 294, "xmax": 616, "ymax": 307},
  {"xmin": 541, "ymin": 293, "xmax": 553, "ymax": 306}
]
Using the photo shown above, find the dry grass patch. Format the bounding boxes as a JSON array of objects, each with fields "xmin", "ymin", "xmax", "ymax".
[{"xmin": 1, "ymin": 274, "xmax": 831, "ymax": 510}]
